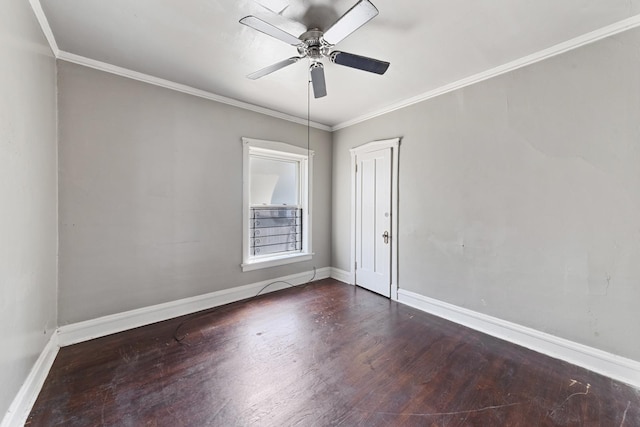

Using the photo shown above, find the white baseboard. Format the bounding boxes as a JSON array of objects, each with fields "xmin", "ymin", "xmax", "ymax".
[
  {"xmin": 397, "ymin": 289, "xmax": 640, "ymax": 389},
  {"xmin": 3, "ymin": 268, "xmax": 330, "ymax": 425},
  {"xmin": 330, "ymin": 267, "xmax": 352, "ymax": 284},
  {"xmin": 16, "ymin": 272, "xmax": 637, "ymax": 427},
  {"xmin": 1, "ymin": 333, "xmax": 59, "ymax": 427},
  {"xmin": 58, "ymin": 267, "xmax": 330, "ymax": 347}
]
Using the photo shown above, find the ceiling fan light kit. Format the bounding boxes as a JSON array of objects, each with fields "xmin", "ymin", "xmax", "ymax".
[{"xmin": 240, "ymin": 0, "xmax": 390, "ymax": 98}]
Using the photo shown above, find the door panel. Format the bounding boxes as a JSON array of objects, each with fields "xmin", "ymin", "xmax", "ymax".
[{"xmin": 355, "ymin": 147, "xmax": 391, "ymax": 297}]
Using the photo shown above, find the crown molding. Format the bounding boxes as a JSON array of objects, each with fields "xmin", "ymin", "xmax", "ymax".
[
  {"xmin": 331, "ymin": 13, "xmax": 640, "ymax": 131},
  {"xmin": 29, "ymin": 0, "xmax": 331, "ymax": 131},
  {"xmin": 57, "ymin": 51, "xmax": 332, "ymax": 131},
  {"xmin": 28, "ymin": 0, "xmax": 59, "ymax": 56},
  {"xmin": 28, "ymin": 0, "xmax": 640, "ymax": 134}
]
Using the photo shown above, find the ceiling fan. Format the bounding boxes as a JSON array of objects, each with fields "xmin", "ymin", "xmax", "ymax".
[{"xmin": 240, "ymin": 0, "xmax": 390, "ymax": 98}]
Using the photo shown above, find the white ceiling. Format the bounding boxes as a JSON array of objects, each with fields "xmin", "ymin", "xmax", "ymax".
[{"xmin": 39, "ymin": 0, "xmax": 640, "ymax": 128}]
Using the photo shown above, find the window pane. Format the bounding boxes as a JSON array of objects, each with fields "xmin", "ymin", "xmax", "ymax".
[{"xmin": 250, "ymin": 156, "xmax": 299, "ymax": 206}]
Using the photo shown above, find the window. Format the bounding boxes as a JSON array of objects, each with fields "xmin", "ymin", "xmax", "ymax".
[{"xmin": 241, "ymin": 137, "xmax": 313, "ymax": 271}]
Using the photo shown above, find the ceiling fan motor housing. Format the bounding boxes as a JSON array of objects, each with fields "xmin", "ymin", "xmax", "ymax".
[{"xmin": 298, "ymin": 29, "xmax": 331, "ymax": 61}]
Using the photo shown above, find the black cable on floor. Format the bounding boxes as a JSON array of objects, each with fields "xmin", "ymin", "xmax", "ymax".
[{"xmin": 172, "ymin": 267, "xmax": 317, "ymax": 345}]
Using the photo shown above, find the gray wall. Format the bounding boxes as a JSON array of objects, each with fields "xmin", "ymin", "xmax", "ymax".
[
  {"xmin": 57, "ymin": 61, "xmax": 332, "ymax": 324},
  {"xmin": 0, "ymin": 0, "xmax": 58, "ymax": 418},
  {"xmin": 332, "ymin": 28, "xmax": 640, "ymax": 361}
]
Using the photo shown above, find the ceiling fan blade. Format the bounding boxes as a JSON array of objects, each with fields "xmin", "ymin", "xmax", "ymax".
[
  {"xmin": 330, "ymin": 51, "xmax": 390, "ymax": 75},
  {"xmin": 255, "ymin": 0, "xmax": 289, "ymax": 14},
  {"xmin": 310, "ymin": 63, "xmax": 327, "ymax": 98},
  {"xmin": 240, "ymin": 16, "xmax": 302, "ymax": 46},
  {"xmin": 322, "ymin": 0, "xmax": 379, "ymax": 46},
  {"xmin": 253, "ymin": 12, "xmax": 307, "ymax": 37},
  {"xmin": 247, "ymin": 57, "xmax": 303, "ymax": 80}
]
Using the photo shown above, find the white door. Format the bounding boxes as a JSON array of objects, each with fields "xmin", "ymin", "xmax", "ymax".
[{"xmin": 355, "ymin": 147, "xmax": 392, "ymax": 297}]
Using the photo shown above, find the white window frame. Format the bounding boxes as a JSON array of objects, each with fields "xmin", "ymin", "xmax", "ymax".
[{"xmin": 241, "ymin": 137, "xmax": 314, "ymax": 272}]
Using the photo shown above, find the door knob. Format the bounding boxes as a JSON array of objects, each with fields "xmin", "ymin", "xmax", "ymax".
[{"xmin": 382, "ymin": 231, "xmax": 390, "ymax": 244}]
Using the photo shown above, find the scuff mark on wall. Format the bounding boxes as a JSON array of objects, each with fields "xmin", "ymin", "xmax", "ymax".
[
  {"xmin": 588, "ymin": 247, "xmax": 619, "ymax": 296},
  {"xmin": 587, "ymin": 307, "xmax": 601, "ymax": 338}
]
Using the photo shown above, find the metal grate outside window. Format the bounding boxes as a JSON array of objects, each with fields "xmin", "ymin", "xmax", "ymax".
[{"xmin": 250, "ymin": 207, "xmax": 302, "ymax": 256}]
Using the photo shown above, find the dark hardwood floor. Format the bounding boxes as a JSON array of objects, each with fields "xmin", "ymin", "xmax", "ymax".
[{"xmin": 28, "ymin": 279, "xmax": 639, "ymax": 426}]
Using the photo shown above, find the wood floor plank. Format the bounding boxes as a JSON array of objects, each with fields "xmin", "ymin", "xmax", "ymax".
[{"xmin": 27, "ymin": 279, "xmax": 639, "ymax": 426}]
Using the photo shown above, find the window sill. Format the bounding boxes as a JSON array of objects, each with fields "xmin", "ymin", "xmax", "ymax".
[{"xmin": 241, "ymin": 253, "xmax": 313, "ymax": 272}]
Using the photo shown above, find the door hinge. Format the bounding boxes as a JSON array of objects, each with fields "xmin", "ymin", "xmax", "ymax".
[
  {"xmin": 354, "ymin": 261, "xmax": 357, "ymax": 270},
  {"xmin": 355, "ymin": 163, "xmax": 358, "ymax": 173}
]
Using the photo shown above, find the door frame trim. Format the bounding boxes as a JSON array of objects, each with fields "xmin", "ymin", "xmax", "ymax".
[{"xmin": 349, "ymin": 138, "xmax": 400, "ymax": 300}]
